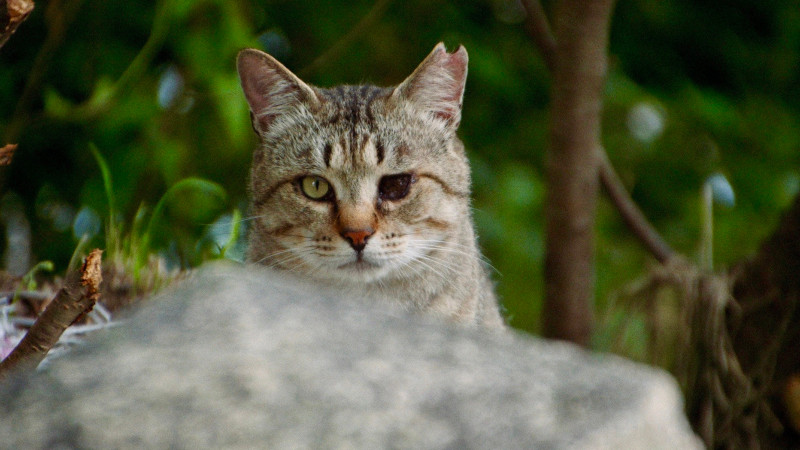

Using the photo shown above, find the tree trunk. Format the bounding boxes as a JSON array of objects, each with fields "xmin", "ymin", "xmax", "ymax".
[{"xmin": 542, "ymin": 0, "xmax": 616, "ymax": 346}]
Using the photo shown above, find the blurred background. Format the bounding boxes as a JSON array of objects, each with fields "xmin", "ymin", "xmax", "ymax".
[{"xmin": 1, "ymin": 0, "xmax": 798, "ymax": 337}]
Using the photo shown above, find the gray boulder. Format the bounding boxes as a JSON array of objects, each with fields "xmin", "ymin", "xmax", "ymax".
[{"xmin": 1, "ymin": 263, "xmax": 702, "ymax": 449}]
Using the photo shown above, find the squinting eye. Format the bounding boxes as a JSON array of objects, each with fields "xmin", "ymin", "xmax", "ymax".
[
  {"xmin": 379, "ymin": 173, "xmax": 413, "ymax": 201},
  {"xmin": 300, "ymin": 175, "xmax": 333, "ymax": 201}
]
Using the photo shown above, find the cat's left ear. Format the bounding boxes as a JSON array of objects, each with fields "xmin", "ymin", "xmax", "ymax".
[{"xmin": 392, "ymin": 43, "xmax": 468, "ymax": 132}]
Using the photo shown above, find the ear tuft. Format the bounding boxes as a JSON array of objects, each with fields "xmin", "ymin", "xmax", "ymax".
[
  {"xmin": 393, "ymin": 43, "xmax": 468, "ymax": 131},
  {"xmin": 237, "ymin": 49, "xmax": 319, "ymax": 134}
]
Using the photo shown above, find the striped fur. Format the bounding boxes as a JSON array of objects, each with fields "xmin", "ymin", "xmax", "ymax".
[{"xmin": 237, "ymin": 43, "xmax": 503, "ymax": 328}]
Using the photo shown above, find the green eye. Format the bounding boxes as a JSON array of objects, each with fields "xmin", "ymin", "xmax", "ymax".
[{"xmin": 300, "ymin": 175, "xmax": 333, "ymax": 200}]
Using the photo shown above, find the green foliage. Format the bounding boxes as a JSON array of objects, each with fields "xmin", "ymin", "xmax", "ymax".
[
  {"xmin": 90, "ymin": 144, "xmax": 118, "ymax": 252},
  {"xmin": 19, "ymin": 261, "xmax": 54, "ymax": 292},
  {"xmin": 138, "ymin": 176, "xmax": 227, "ymax": 272},
  {"xmin": 218, "ymin": 208, "xmax": 243, "ymax": 260},
  {"xmin": 1, "ymin": 0, "xmax": 798, "ymax": 337},
  {"xmin": 90, "ymin": 144, "xmax": 230, "ymax": 290}
]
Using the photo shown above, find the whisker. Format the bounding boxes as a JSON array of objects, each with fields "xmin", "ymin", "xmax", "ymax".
[
  {"xmin": 411, "ymin": 238, "xmax": 478, "ymax": 251},
  {"xmin": 413, "ymin": 244, "xmax": 475, "ymax": 259},
  {"xmin": 256, "ymin": 246, "xmax": 311, "ymax": 271},
  {"xmin": 415, "ymin": 253, "xmax": 460, "ymax": 276},
  {"xmin": 410, "ymin": 239, "xmax": 502, "ymax": 276},
  {"xmin": 406, "ymin": 249, "xmax": 460, "ymax": 284},
  {"xmin": 253, "ymin": 247, "xmax": 295, "ymax": 264},
  {"xmin": 406, "ymin": 257, "xmax": 445, "ymax": 283},
  {"xmin": 231, "ymin": 214, "xmax": 268, "ymax": 224},
  {"xmin": 259, "ymin": 252, "xmax": 301, "ymax": 270}
]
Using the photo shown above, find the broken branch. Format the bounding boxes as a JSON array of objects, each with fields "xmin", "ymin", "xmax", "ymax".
[
  {"xmin": 0, "ymin": 249, "xmax": 102, "ymax": 379},
  {"xmin": 0, "ymin": 0, "xmax": 34, "ymax": 50},
  {"xmin": 0, "ymin": 143, "xmax": 17, "ymax": 165}
]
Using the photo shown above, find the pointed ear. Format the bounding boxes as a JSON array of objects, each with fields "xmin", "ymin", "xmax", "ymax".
[
  {"xmin": 237, "ymin": 48, "xmax": 319, "ymax": 134},
  {"xmin": 392, "ymin": 43, "xmax": 468, "ymax": 131}
]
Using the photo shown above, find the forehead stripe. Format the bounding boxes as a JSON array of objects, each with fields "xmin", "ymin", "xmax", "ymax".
[
  {"xmin": 418, "ymin": 173, "xmax": 469, "ymax": 199},
  {"xmin": 339, "ymin": 135, "xmax": 348, "ymax": 166},
  {"xmin": 375, "ymin": 139, "xmax": 385, "ymax": 165},
  {"xmin": 364, "ymin": 87, "xmax": 383, "ymax": 131},
  {"xmin": 323, "ymin": 142, "xmax": 333, "ymax": 168}
]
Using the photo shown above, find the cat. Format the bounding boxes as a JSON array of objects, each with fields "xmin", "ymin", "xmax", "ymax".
[{"xmin": 236, "ymin": 43, "xmax": 504, "ymax": 328}]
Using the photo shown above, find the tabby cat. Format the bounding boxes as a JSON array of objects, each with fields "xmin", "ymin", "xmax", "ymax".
[{"xmin": 237, "ymin": 43, "xmax": 503, "ymax": 328}]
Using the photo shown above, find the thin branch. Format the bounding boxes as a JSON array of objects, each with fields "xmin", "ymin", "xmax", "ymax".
[
  {"xmin": 4, "ymin": 0, "xmax": 85, "ymax": 144},
  {"xmin": 299, "ymin": 0, "xmax": 393, "ymax": 78},
  {"xmin": 598, "ymin": 151, "xmax": 674, "ymax": 263},
  {"xmin": 520, "ymin": 0, "xmax": 555, "ymax": 72},
  {"xmin": 4, "ymin": 0, "xmax": 170, "ymax": 144},
  {"xmin": 0, "ymin": 0, "xmax": 34, "ymax": 50},
  {"xmin": 520, "ymin": 0, "xmax": 674, "ymax": 264},
  {"xmin": 0, "ymin": 249, "xmax": 102, "ymax": 379},
  {"xmin": 51, "ymin": 0, "xmax": 172, "ymax": 122}
]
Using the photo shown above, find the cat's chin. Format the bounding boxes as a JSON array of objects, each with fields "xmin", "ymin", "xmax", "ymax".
[
  {"xmin": 332, "ymin": 260, "xmax": 389, "ymax": 283},
  {"xmin": 337, "ymin": 260, "xmax": 378, "ymax": 271},
  {"xmin": 297, "ymin": 258, "xmax": 394, "ymax": 285}
]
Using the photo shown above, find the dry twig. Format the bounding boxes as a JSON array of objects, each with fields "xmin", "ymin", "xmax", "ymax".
[
  {"xmin": 0, "ymin": 143, "xmax": 17, "ymax": 165},
  {"xmin": 613, "ymin": 258, "xmax": 788, "ymax": 448},
  {"xmin": 0, "ymin": 249, "xmax": 102, "ymax": 378},
  {"xmin": 0, "ymin": 0, "xmax": 34, "ymax": 50}
]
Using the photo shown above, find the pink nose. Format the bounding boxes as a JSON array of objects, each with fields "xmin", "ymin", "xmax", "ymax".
[{"xmin": 341, "ymin": 228, "xmax": 374, "ymax": 252}]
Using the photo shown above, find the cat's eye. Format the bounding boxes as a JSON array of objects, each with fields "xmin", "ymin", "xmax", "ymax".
[
  {"xmin": 379, "ymin": 173, "xmax": 414, "ymax": 201},
  {"xmin": 300, "ymin": 175, "xmax": 333, "ymax": 201}
]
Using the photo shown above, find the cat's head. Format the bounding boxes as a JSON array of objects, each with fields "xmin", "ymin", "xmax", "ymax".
[{"xmin": 238, "ymin": 43, "xmax": 473, "ymax": 285}]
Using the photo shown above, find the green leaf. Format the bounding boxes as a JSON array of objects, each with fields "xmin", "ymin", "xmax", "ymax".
[
  {"xmin": 220, "ymin": 208, "xmax": 242, "ymax": 260},
  {"xmin": 89, "ymin": 143, "xmax": 120, "ymax": 252},
  {"xmin": 138, "ymin": 177, "xmax": 227, "ymax": 271}
]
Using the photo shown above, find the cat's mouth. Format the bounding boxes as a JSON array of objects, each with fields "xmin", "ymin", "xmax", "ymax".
[{"xmin": 337, "ymin": 259, "xmax": 379, "ymax": 271}]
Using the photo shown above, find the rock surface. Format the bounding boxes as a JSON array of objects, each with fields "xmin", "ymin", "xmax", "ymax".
[{"xmin": 1, "ymin": 263, "xmax": 702, "ymax": 449}]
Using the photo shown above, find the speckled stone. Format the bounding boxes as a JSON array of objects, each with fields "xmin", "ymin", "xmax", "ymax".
[{"xmin": 1, "ymin": 263, "xmax": 702, "ymax": 449}]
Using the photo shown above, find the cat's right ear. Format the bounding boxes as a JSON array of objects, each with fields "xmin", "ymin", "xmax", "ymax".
[
  {"xmin": 237, "ymin": 49, "xmax": 319, "ymax": 135},
  {"xmin": 392, "ymin": 43, "xmax": 468, "ymax": 133}
]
